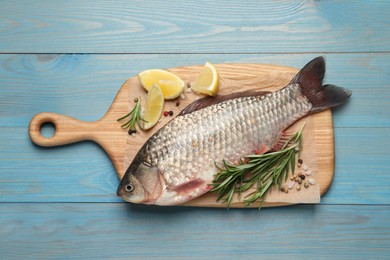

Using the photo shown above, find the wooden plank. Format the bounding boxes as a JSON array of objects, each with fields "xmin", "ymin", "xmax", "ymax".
[
  {"xmin": 0, "ymin": 203, "xmax": 389, "ymax": 259},
  {"xmin": 0, "ymin": 53, "xmax": 388, "ymax": 128},
  {"xmin": 322, "ymin": 128, "xmax": 390, "ymax": 205},
  {"xmin": 1, "ymin": 127, "xmax": 389, "ymax": 205},
  {"xmin": 0, "ymin": 1, "xmax": 389, "ymax": 53}
]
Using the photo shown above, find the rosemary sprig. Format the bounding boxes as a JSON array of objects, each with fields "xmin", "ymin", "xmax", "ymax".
[
  {"xmin": 211, "ymin": 123, "xmax": 306, "ymax": 208},
  {"xmin": 117, "ymin": 98, "xmax": 147, "ymax": 130}
]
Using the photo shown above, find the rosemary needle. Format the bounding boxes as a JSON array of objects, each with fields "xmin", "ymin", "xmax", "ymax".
[{"xmin": 211, "ymin": 123, "xmax": 306, "ymax": 208}]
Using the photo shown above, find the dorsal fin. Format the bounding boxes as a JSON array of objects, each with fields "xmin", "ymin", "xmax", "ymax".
[{"xmin": 178, "ymin": 90, "xmax": 270, "ymax": 116}]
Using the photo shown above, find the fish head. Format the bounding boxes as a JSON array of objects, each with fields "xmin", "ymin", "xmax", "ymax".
[{"xmin": 117, "ymin": 158, "xmax": 163, "ymax": 204}]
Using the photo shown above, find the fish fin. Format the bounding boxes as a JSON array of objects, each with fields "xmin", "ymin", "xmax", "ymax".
[
  {"xmin": 270, "ymin": 131, "xmax": 293, "ymax": 151},
  {"xmin": 179, "ymin": 90, "xmax": 270, "ymax": 116},
  {"xmin": 171, "ymin": 178, "xmax": 206, "ymax": 195},
  {"xmin": 291, "ymin": 56, "xmax": 352, "ymax": 113},
  {"xmin": 252, "ymin": 144, "xmax": 269, "ymax": 155}
]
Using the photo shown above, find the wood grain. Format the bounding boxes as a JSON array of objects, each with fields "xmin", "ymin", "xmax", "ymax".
[
  {"xmin": 28, "ymin": 63, "xmax": 333, "ymax": 207},
  {"xmin": 1, "ymin": 203, "xmax": 389, "ymax": 259},
  {"xmin": 0, "ymin": 1, "xmax": 389, "ymax": 53}
]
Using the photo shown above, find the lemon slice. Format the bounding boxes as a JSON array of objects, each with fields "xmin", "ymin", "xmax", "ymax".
[
  {"xmin": 142, "ymin": 84, "xmax": 164, "ymax": 130},
  {"xmin": 191, "ymin": 62, "xmax": 219, "ymax": 96},
  {"xmin": 138, "ymin": 69, "xmax": 185, "ymax": 100}
]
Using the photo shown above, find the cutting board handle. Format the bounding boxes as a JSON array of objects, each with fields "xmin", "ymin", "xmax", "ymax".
[{"xmin": 29, "ymin": 112, "xmax": 99, "ymax": 147}]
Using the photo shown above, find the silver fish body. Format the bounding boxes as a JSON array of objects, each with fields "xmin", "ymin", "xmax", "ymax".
[{"xmin": 117, "ymin": 57, "xmax": 351, "ymax": 205}]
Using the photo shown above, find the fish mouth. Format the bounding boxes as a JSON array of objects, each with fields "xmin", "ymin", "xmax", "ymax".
[
  {"xmin": 116, "ymin": 186, "xmax": 124, "ymax": 198},
  {"xmin": 117, "ymin": 192, "xmax": 144, "ymax": 204}
]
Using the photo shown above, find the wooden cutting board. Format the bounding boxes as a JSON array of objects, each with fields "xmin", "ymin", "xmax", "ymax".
[{"xmin": 29, "ymin": 63, "xmax": 334, "ymax": 207}]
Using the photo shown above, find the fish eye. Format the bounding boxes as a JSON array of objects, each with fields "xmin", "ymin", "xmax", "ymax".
[{"xmin": 124, "ymin": 182, "xmax": 134, "ymax": 193}]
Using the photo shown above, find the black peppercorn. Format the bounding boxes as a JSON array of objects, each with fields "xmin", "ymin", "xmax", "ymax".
[
  {"xmin": 168, "ymin": 111, "xmax": 174, "ymax": 116},
  {"xmin": 298, "ymin": 159, "xmax": 303, "ymax": 164},
  {"xmin": 128, "ymin": 129, "xmax": 137, "ymax": 135}
]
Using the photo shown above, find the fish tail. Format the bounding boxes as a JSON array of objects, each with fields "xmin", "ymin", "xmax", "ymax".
[{"xmin": 291, "ymin": 56, "xmax": 352, "ymax": 114}]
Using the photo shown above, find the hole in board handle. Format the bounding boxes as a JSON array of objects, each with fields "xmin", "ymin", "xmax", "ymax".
[{"xmin": 40, "ymin": 122, "xmax": 56, "ymax": 138}]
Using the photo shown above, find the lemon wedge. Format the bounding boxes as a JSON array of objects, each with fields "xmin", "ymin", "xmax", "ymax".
[
  {"xmin": 138, "ymin": 69, "xmax": 185, "ymax": 100},
  {"xmin": 191, "ymin": 62, "xmax": 219, "ymax": 96},
  {"xmin": 142, "ymin": 84, "xmax": 164, "ymax": 130}
]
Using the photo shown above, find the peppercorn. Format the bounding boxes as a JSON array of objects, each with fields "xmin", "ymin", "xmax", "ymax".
[
  {"xmin": 128, "ymin": 129, "xmax": 137, "ymax": 135},
  {"xmin": 296, "ymin": 185, "xmax": 301, "ymax": 191},
  {"xmin": 300, "ymin": 175, "xmax": 305, "ymax": 180},
  {"xmin": 281, "ymin": 186, "xmax": 286, "ymax": 192},
  {"xmin": 134, "ymin": 97, "xmax": 139, "ymax": 103},
  {"xmin": 297, "ymin": 178, "xmax": 302, "ymax": 184},
  {"xmin": 168, "ymin": 111, "xmax": 174, "ymax": 116},
  {"xmin": 298, "ymin": 159, "xmax": 303, "ymax": 164},
  {"xmin": 304, "ymin": 182, "xmax": 310, "ymax": 188},
  {"xmin": 176, "ymin": 101, "xmax": 180, "ymax": 106},
  {"xmin": 163, "ymin": 111, "xmax": 169, "ymax": 116}
]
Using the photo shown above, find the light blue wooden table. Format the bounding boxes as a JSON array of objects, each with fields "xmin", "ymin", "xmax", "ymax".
[{"xmin": 1, "ymin": 1, "xmax": 389, "ymax": 259}]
